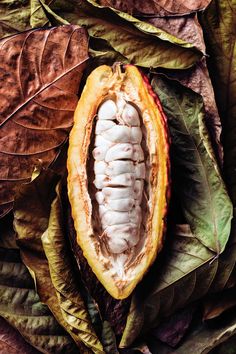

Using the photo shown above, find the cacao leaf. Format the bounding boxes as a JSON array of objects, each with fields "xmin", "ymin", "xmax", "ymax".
[
  {"xmin": 48, "ymin": 0, "xmax": 203, "ymax": 69},
  {"xmin": 0, "ymin": 217, "xmax": 78, "ymax": 354},
  {"xmin": 201, "ymin": 0, "xmax": 236, "ymax": 205},
  {"xmin": 94, "ymin": 0, "xmax": 212, "ymax": 16},
  {"xmin": 30, "ymin": 0, "xmax": 68, "ymax": 28},
  {"xmin": 174, "ymin": 314, "xmax": 236, "ymax": 354},
  {"xmin": 85, "ymin": 0, "xmax": 205, "ymax": 51},
  {"xmin": 148, "ymin": 13, "xmax": 206, "ymax": 52},
  {"xmin": 30, "ymin": 0, "xmax": 52, "ymax": 27},
  {"xmin": 101, "ymin": 321, "xmax": 119, "ymax": 354},
  {"xmin": 152, "ymin": 76, "xmax": 232, "ymax": 253},
  {"xmin": 210, "ymin": 335, "xmax": 236, "ymax": 354},
  {"xmin": 13, "ymin": 169, "xmax": 104, "ymax": 354},
  {"xmin": 0, "ymin": 25, "xmax": 89, "ymax": 218},
  {"xmin": 0, "ymin": 316, "xmax": 39, "ymax": 354},
  {"xmin": 121, "ymin": 217, "xmax": 236, "ymax": 347},
  {"xmin": 151, "ymin": 304, "xmax": 196, "ymax": 347},
  {"xmin": 0, "ymin": 0, "xmax": 30, "ymax": 39},
  {"xmin": 147, "ymin": 314, "xmax": 236, "ymax": 354},
  {"xmin": 203, "ymin": 288, "xmax": 236, "ymax": 321},
  {"xmin": 147, "ymin": 13, "xmax": 223, "ymax": 164}
]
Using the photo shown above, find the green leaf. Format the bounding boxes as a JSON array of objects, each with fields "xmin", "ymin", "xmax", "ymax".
[
  {"xmin": 152, "ymin": 76, "xmax": 232, "ymax": 253},
  {"xmin": 121, "ymin": 221, "xmax": 236, "ymax": 347},
  {"xmin": 30, "ymin": 0, "xmax": 69, "ymax": 27},
  {"xmin": 86, "ymin": 0, "xmax": 203, "ymax": 50},
  {"xmin": 13, "ymin": 169, "xmax": 104, "ymax": 354},
  {"xmin": 0, "ymin": 218, "xmax": 78, "ymax": 353},
  {"xmin": 30, "ymin": 0, "xmax": 51, "ymax": 27},
  {"xmin": 48, "ymin": 0, "xmax": 202, "ymax": 69},
  {"xmin": 201, "ymin": 0, "xmax": 236, "ymax": 205},
  {"xmin": 0, "ymin": 0, "xmax": 30, "ymax": 39}
]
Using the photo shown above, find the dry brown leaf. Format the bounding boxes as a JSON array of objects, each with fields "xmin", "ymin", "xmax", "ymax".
[
  {"xmin": 0, "ymin": 25, "xmax": 88, "ymax": 217},
  {"xmin": 96, "ymin": 0, "xmax": 211, "ymax": 16}
]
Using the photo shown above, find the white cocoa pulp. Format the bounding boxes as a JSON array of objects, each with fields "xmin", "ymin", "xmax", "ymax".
[{"xmin": 93, "ymin": 99, "xmax": 145, "ymax": 254}]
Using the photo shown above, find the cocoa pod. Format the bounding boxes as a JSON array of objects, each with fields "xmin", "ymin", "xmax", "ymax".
[{"xmin": 67, "ymin": 64, "xmax": 170, "ymax": 299}]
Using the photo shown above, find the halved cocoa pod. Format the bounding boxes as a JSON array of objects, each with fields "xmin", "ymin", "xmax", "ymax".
[{"xmin": 67, "ymin": 64, "xmax": 170, "ymax": 299}]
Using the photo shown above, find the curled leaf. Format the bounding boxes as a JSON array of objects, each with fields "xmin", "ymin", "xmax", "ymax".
[
  {"xmin": 0, "ymin": 25, "xmax": 89, "ymax": 217},
  {"xmin": 201, "ymin": 0, "xmax": 236, "ymax": 205},
  {"xmin": 94, "ymin": 0, "xmax": 212, "ymax": 16},
  {"xmin": 13, "ymin": 169, "xmax": 104, "ymax": 354},
  {"xmin": 0, "ymin": 216, "xmax": 78, "ymax": 354},
  {"xmin": 48, "ymin": 0, "xmax": 203, "ymax": 69}
]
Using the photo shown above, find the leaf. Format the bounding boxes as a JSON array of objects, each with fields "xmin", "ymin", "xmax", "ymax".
[
  {"xmin": 148, "ymin": 13, "xmax": 206, "ymax": 52},
  {"xmin": 200, "ymin": 0, "xmax": 236, "ymax": 205},
  {"xmin": 30, "ymin": 0, "xmax": 52, "ymax": 27},
  {"xmin": 0, "ymin": 217, "xmax": 78, "ymax": 353},
  {"xmin": 155, "ymin": 60, "xmax": 223, "ymax": 165},
  {"xmin": 151, "ymin": 304, "xmax": 196, "ymax": 347},
  {"xmin": 174, "ymin": 315, "xmax": 236, "ymax": 354},
  {"xmin": 210, "ymin": 335, "xmax": 236, "ymax": 354},
  {"xmin": 138, "ymin": 10, "xmax": 223, "ymax": 166},
  {"xmin": 0, "ymin": 316, "xmax": 40, "ymax": 354},
  {"xmin": 121, "ymin": 220, "xmax": 236, "ymax": 347},
  {"xmin": 13, "ymin": 169, "xmax": 104, "ymax": 354},
  {"xmin": 0, "ymin": 317, "xmax": 40, "ymax": 354},
  {"xmin": 145, "ymin": 13, "xmax": 223, "ymax": 164},
  {"xmin": 203, "ymin": 288, "xmax": 236, "ymax": 321},
  {"xmin": 48, "ymin": 0, "xmax": 203, "ymax": 69},
  {"xmin": 94, "ymin": 0, "xmax": 212, "ymax": 16},
  {"xmin": 101, "ymin": 321, "xmax": 119, "ymax": 354},
  {"xmin": 31, "ymin": 0, "xmax": 69, "ymax": 27},
  {"xmin": 0, "ymin": 0, "xmax": 30, "ymax": 39},
  {"xmin": 0, "ymin": 25, "xmax": 89, "ymax": 218},
  {"xmin": 152, "ymin": 76, "xmax": 232, "ymax": 253},
  {"xmin": 147, "ymin": 313, "xmax": 236, "ymax": 354}
]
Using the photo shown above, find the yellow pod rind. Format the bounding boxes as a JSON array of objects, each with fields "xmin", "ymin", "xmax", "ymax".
[{"xmin": 67, "ymin": 65, "xmax": 169, "ymax": 299}]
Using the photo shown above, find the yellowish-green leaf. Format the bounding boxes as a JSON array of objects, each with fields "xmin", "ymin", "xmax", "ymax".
[
  {"xmin": 13, "ymin": 169, "xmax": 104, "ymax": 354},
  {"xmin": 48, "ymin": 0, "xmax": 202, "ymax": 69}
]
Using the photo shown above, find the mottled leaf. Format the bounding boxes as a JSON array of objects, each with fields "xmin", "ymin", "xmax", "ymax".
[
  {"xmin": 95, "ymin": 0, "xmax": 212, "ymax": 16},
  {"xmin": 0, "ymin": 25, "xmax": 88, "ymax": 217},
  {"xmin": 0, "ymin": 0, "xmax": 30, "ymax": 39},
  {"xmin": 152, "ymin": 76, "xmax": 232, "ymax": 253},
  {"xmin": 0, "ymin": 316, "xmax": 39, "ymax": 354},
  {"xmin": 48, "ymin": 0, "xmax": 202, "ymax": 69},
  {"xmin": 201, "ymin": 0, "xmax": 236, "ymax": 205},
  {"xmin": 121, "ymin": 220, "xmax": 236, "ymax": 347},
  {"xmin": 13, "ymin": 169, "xmax": 104, "ymax": 354},
  {"xmin": 148, "ymin": 13, "xmax": 206, "ymax": 51},
  {"xmin": 0, "ymin": 217, "xmax": 78, "ymax": 353}
]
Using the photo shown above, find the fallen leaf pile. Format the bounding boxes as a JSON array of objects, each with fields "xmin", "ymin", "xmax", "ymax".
[{"xmin": 0, "ymin": 0, "xmax": 235, "ymax": 353}]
